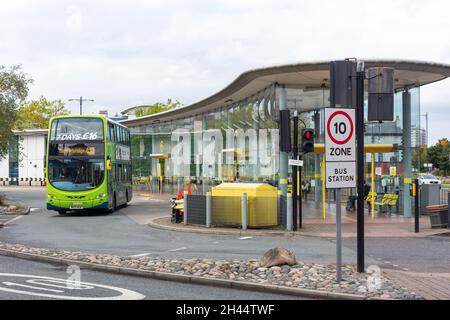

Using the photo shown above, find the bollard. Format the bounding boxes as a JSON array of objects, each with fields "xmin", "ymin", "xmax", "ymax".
[
  {"xmin": 414, "ymin": 179, "xmax": 419, "ymax": 233},
  {"xmin": 242, "ymin": 192, "xmax": 247, "ymax": 230},
  {"xmin": 277, "ymin": 190, "xmax": 282, "ymax": 222},
  {"xmin": 206, "ymin": 192, "xmax": 212, "ymax": 228},
  {"xmin": 183, "ymin": 191, "xmax": 188, "ymax": 225},
  {"xmin": 286, "ymin": 193, "xmax": 293, "ymax": 231}
]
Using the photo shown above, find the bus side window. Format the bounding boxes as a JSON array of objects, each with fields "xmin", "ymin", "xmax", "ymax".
[
  {"xmin": 108, "ymin": 123, "xmax": 114, "ymax": 142},
  {"xmin": 115, "ymin": 125, "xmax": 119, "ymax": 144}
]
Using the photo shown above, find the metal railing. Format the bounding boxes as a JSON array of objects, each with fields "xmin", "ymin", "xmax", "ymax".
[
  {"xmin": 440, "ymin": 188, "xmax": 449, "ymax": 204},
  {"xmin": 0, "ymin": 177, "xmax": 46, "ymax": 186}
]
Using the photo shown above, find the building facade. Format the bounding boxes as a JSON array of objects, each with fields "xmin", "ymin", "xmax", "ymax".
[
  {"xmin": 0, "ymin": 129, "xmax": 47, "ymax": 184},
  {"xmin": 122, "ymin": 60, "xmax": 450, "ymax": 216}
]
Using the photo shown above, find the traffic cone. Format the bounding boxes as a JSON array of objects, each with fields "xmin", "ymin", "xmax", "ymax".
[
  {"xmin": 187, "ymin": 184, "xmax": 192, "ymax": 195},
  {"xmin": 177, "ymin": 186, "xmax": 183, "ymax": 200}
]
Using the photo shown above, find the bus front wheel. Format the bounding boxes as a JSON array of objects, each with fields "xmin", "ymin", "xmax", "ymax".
[{"xmin": 58, "ymin": 210, "xmax": 67, "ymax": 215}]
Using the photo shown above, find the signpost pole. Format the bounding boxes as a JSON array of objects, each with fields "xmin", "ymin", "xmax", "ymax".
[
  {"xmin": 298, "ymin": 154, "xmax": 302, "ymax": 229},
  {"xmin": 356, "ymin": 62, "xmax": 365, "ymax": 273},
  {"xmin": 293, "ymin": 111, "xmax": 299, "ymax": 230},
  {"xmin": 336, "ymin": 189, "xmax": 342, "ymax": 283}
]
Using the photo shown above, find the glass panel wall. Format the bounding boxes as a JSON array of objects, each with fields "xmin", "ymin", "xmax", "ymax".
[{"xmin": 130, "ymin": 85, "xmax": 279, "ymax": 194}]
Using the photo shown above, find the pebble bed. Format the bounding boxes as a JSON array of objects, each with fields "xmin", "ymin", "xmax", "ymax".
[
  {"xmin": 0, "ymin": 242, "xmax": 422, "ymax": 300},
  {"xmin": 0, "ymin": 204, "xmax": 27, "ymax": 215}
]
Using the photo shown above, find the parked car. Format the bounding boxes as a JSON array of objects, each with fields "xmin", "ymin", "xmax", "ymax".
[{"xmin": 418, "ymin": 174, "xmax": 441, "ymax": 185}]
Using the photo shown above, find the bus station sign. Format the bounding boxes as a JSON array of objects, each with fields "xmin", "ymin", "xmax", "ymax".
[{"xmin": 325, "ymin": 108, "xmax": 356, "ymax": 189}]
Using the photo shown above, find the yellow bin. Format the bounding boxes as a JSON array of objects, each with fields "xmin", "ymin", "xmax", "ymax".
[{"xmin": 211, "ymin": 183, "xmax": 278, "ymax": 227}]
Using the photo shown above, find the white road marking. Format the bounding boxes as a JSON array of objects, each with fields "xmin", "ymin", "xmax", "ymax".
[
  {"xmin": 2, "ymin": 216, "xmax": 24, "ymax": 226},
  {"xmin": 168, "ymin": 247, "xmax": 187, "ymax": 252},
  {"xmin": 30, "ymin": 208, "xmax": 40, "ymax": 212},
  {"xmin": 128, "ymin": 253, "xmax": 151, "ymax": 258},
  {"xmin": 239, "ymin": 237, "xmax": 253, "ymax": 240},
  {"xmin": 0, "ymin": 273, "xmax": 145, "ymax": 300},
  {"xmin": 3, "ymin": 282, "xmax": 64, "ymax": 293},
  {"xmin": 27, "ymin": 279, "xmax": 93, "ymax": 290}
]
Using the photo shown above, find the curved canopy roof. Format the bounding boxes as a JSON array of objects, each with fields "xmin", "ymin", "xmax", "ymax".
[{"xmin": 122, "ymin": 59, "xmax": 450, "ymax": 126}]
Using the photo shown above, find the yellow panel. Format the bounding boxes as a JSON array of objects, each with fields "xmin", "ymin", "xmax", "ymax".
[
  {"xmin": 313, "ymin": 143, "xmax": 394, "ymax": 153},
  {"xmin": 211, "ymin": 183, "xmax": 278, "ymax": 227}
]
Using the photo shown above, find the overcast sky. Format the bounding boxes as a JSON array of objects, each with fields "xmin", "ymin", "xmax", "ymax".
[{"xmin": 1, "ymin": 0, "xmax": 449, "ymax": 144}]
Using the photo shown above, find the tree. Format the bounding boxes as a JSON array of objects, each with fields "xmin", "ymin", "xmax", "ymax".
[
  {"xmin": 135, "ymin": 99, "xmax": 183, "ymax": 118},
  {"xmin": 16, "ymin": 96, "xmax": 69, "ymax": 129},
  {"xmin": 427, "ymin": 138, "xmax": 449, "ymax": 176},
  {"xmin": 0, "ymin": 65, "xmax": 33, "ymax": 158},
  {"xmin": 412, "ymin": 145, "xmax": 428, "ymax": 173}
]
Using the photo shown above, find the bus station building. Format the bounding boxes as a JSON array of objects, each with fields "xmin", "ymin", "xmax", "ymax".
[{"xmin": 122, "ymin": 60, "xmax": 450, "ymax": 218}]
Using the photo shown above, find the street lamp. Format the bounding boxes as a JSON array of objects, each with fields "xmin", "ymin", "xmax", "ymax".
[{"xmin": 68, "ymin": 96, "xmax": 95, "ymax": 115}]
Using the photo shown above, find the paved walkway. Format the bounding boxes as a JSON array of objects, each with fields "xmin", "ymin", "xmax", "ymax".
[
  {"xmin": 136, "ymin": 192, "xmax": 449, "ymax": 238},
  {"xmin": 384, "ymin": 269, "xmax": 450, "ymax": 300}
]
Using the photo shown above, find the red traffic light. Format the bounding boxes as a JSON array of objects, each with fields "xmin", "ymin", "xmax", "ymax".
[{"xmin": 301, "ymin": 128, "xmax": 315, "ymax": 154}]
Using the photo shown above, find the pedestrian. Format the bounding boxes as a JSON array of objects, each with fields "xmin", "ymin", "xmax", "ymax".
[
  {"xmin": 346, "ymin": 181, "xmax": 371, "ymax": 212},
  {"xmin": 302, "ymin": 179, "xmax": 311, "ymax": 202}
]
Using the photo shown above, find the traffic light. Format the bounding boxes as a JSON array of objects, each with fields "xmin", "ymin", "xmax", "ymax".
[{"xmin": 301, "ymin": 128, "xmax": 315, "ymax": 154}]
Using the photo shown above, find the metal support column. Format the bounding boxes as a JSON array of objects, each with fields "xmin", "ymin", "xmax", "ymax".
[
  {"xmin": 279, "ymin": 85, "xmax": 289, "ymax": 198},
  {"xmin": 403, "ymin": 90, "xmax": 412, "ymax": 217}
]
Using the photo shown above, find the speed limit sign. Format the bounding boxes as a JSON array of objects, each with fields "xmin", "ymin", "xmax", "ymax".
[
  {"xmin": 325, "ymin": 108, "xmax": 356, "ymax": 162},
  {"xmin": 325, "ymin": 108, "xmax": 356, "ymax": 189}
]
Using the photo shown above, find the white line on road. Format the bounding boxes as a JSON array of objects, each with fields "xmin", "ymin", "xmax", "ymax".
[
  {"xmin": 0, "ymin": 273, "xmax": 145, "ymax": 300},
  {"xmin": 168, "ymin": 247, "xmax": 187, "ymax": 252},
  {"xmin": 239, "ymin": 237, "xmax": 253, "ymax": 240},
  {"xmin": 2, "ymin": 216, "xmax": 24, "ymax": 226},
  {"xmin": 3, "ymin": 282, "xmax": 64, "ymax": 293}
]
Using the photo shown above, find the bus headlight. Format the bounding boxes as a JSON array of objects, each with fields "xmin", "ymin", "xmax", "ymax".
[
  {"xmin": 47, "ymin": 194, "xmax": 56, "ymax": 199},
  {"xmin": 95, "ymin": 193, "xmax": 107, "ymax": 199}
]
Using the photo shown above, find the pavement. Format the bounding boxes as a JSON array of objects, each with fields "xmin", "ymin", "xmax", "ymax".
[{"xmin": 1, "ymin": 185, "xmax": 450, "ymax": 300}]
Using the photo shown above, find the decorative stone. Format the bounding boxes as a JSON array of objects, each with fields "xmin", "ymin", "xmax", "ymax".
[{"xmin": 260, "ymin": 248, "xmax": 296, "ymax": 268}]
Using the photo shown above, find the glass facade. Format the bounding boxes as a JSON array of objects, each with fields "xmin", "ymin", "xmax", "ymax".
[
  {"xmin": 8, "ymin": 135, "xmax": 19, "ymax": 185},
  {"xmin": 128, "ymin": 83, "xmax": 421, "ymax": 215},
  {"xmin": 130, "ymin": 85, "xmax": 280, "ymax": 194}
]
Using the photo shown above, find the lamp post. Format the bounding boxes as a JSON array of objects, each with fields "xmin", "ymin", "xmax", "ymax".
[{"xmin": 68, "ymin": 96, "xmax": 94, "ymax": 115}]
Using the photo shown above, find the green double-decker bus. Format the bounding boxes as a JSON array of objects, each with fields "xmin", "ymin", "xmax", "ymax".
[{"xmin": 46, "ymin": 115, "xmax": 132, "ymax": 214}]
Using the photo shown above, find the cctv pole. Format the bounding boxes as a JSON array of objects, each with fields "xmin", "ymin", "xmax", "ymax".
[{"xmin": 356, "ymin": 61, "xmax": 365, "ymax": 273}]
